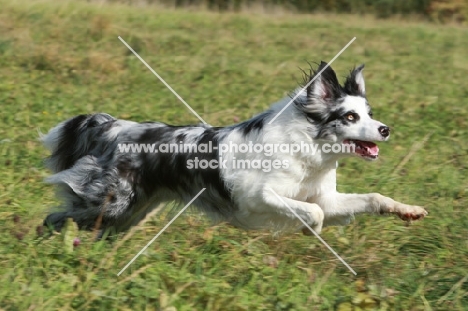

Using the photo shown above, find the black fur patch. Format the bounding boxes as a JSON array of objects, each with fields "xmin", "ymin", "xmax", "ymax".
[
  {"xmin": 235, "ymin": 111, "xmax": 271, "ymax": 136},
  {"xmin": 306, "ymin": 61, "xmax": 345, "ymax": 102},
  {"xmin": 118, "ymin": 124, "xmax": 233, "ymax": 215},
  {"xmin": 343, "ymin": 64, "xmax": 365, "ymax": 96},
  {"xmin": 48, "ymin": 114, "xmax": 89, "ymax": 171}
]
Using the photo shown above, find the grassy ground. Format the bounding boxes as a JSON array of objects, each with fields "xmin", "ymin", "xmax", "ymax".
[{"xmin": 1, "ymin": 0, "xmax": 467, "ymax": 310}]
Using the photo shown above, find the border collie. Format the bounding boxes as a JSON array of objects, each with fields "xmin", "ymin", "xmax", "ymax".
[{"xmin": 42, "ymin": 62, "xmax": 427, "ymax": 235}]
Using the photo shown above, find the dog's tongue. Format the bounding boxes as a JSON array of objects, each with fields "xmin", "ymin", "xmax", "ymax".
[{"xmin": 356, "ymin": 140, "xmax": 379, "ymax": 157}]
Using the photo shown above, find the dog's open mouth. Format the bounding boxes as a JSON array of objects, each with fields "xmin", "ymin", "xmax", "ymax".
[{"xmin": 343, "ymin": 139, "xmax": 379, "ymax": 160}]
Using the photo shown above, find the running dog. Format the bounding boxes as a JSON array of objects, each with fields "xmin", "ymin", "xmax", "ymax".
[{"xmin": 42, "ymin": 61, "xmax": 428, "ymax": 235}]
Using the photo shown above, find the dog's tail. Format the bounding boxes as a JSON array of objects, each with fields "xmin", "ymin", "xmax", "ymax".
[
  {"xmin": 41, "ymin": 113, "xmax": 130, "ymax": 232},
  {"xmin": 41, "ymin": 113, "xmax": 116, "ymax": 173}
]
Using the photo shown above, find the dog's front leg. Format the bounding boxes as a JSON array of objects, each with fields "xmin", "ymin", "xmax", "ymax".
[
  {"xmin": 334, "ymin": 193, "xmax": 428, "ymax": 221},
  {"xmin": 262, "ymin": 190, "xmax": 325, "ymax": 233}
]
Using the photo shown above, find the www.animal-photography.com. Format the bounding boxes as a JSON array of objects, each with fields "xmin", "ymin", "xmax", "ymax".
[{"xmin": 1, "ymin": 0, "xmax": 467, "ymax": 310}]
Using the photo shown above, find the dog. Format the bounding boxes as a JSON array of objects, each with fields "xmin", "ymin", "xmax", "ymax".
[{"xmin": 42, "ymin": 61, "xmax": 427, "ymax": 235}]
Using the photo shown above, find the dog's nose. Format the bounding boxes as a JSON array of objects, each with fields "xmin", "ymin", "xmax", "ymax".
[{"xmin": 379, "ymin": 126, "xmax": 390, "ymax": 138}]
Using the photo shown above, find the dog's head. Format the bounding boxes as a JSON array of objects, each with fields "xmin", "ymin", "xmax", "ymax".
[{"xmin": 296, "ymin": 61, "xmax": 390, "ymax": 160}]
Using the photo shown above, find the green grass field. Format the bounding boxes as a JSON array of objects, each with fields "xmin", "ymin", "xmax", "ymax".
[{"xmin": 1, "ymin": 0, "xmax": 467, "ymax": 310}]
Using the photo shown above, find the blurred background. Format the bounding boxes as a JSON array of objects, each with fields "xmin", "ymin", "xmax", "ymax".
[
  {"xmin": 107, "ymin": 0, "xmax": 468, "ymax": 22},
  {"xmin": 0, "ymin": 0, "xmax": 467, "ymax": 310}
]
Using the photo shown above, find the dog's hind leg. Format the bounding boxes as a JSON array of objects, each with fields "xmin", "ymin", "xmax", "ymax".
[
  {"xmin": 43, "ymin": 209, "xmax": 104, "ymax": 232},
  {"xmin": 44, "ymin": 155, "xmax": 139, "ymax": 233},
  {"xmin": 43, "ymin": 211, "xmax": 69, "ymax": 231}
]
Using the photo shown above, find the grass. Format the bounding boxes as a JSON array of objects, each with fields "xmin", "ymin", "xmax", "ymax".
[{"xmin": 1, "ymin": 0, "xmax": 467, "ymax": 310}]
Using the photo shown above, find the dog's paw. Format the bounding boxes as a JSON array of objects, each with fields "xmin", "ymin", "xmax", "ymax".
[
  {"xmin": 301, "ymin": 209, "xmax": 324, "ymax": 235},
  {"xmin": 301, "ymin": 221, "xmax": 323, "ymax": 236},
  {"xmin": 396, "ymin": 205, "xmax": 428, "ymax": 221},
  {"xmin": 302, "ymin": 227, "xmax": 315, "ymax": 236}
]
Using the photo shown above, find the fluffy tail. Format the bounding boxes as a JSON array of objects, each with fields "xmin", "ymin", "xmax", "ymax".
[
  {"xmin": 41, "ymin": 113, "xmax": 115, "ymax": 173},
  {"xmin": 42, "ymin": 113, "xmax": 119, "ymax": 231}
]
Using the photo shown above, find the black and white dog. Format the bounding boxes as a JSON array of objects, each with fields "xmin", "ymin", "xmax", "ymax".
[{"xmin": 42, "ymin": 62, "xmax": 427, "ymax": 235}]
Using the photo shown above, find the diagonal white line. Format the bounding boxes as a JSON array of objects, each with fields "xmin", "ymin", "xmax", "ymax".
[
  {"xmin": 268, "ymin": 37, "xmax": 356, "ymax": 124},
  {"xmin": 118, "ymin": 36, "xmax": 208, "ymax": 125},
  {"xmin": 268, "ymin": 188, "xmax": 357, "ymax": 275},
  {"xmin": 117, "ymin": 188, "xmax": 206, "ymax": 276}
]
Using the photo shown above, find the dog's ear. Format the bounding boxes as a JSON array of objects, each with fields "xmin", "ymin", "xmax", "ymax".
[
  {"xmin": 344, "ymin": 64, "xmax": 365, "ymax": 96},
  {"xmin": 306, "ymin": 61, "xmax": 342, "ymax": 105}
]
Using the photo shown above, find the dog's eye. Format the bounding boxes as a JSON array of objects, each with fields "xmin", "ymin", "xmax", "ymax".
[
  {"xmin": 368, "ymin": 111, "xmax": 373, "ymax": 118},
  {"xmin": 346, "ymin": 114, "xmax": 355, "ymax": 121}
]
